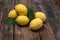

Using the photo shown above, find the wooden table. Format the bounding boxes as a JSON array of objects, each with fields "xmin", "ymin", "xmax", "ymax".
[{"xmin": 0, "ymin": 0, "xmax": 60, "ymax": 40}]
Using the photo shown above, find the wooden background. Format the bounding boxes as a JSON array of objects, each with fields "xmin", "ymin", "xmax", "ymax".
[{"xmin": 0, "ymin": 0, "xmax": 60, "ymax": 40}]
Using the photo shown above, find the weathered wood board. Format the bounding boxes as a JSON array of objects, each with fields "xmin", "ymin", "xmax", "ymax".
[{"xmin": 0, "ymin": 0, "xmax": 60, "ymax": 40}]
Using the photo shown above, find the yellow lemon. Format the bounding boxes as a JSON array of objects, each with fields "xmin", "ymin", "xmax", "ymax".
[
  {"xmin": 35, "ymin": 12, "xmax": 46, "ymax": 21},
  {"xmin": 29, "ymin": 18, "xmax": 43, "ymax": 30},
  {"xmin": 15, "ymin": 4, "xmax": 28, "ymax": 16},
  {"xmin": 8, "ymin": 10, "xmax": 17, "ymax": 18},
  {"xmin": 16, "ymin": 16, "xmax": 29, "ymax": 25}
]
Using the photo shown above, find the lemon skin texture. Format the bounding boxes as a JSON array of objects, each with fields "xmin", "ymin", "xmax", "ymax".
[
  {"xmin": 16, "ymin": 16, "xmax": 29, "ymax": 25},
  {"xmin": 29, "ymin": 18, "xmax": 43, "ymax": 30},
  {"xmin": 8, "ymin": 10, "xmax": 17, "ymax": 18},
  {"xmin": 15, "ymin": 4, "xmax": 28, "ymax": 16},
  {"xmin": 35, "ymin": 12, "xmax": 46, "ymax": 21}
]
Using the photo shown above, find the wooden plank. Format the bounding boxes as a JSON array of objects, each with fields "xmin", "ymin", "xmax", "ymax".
[
  {"xmin": 38, "ymin": 0, "xmax": 60, "ymax": 40},
  {"xmin": 40, "ymin": 22, "xmax": 56, "ymax": 40},
  {"xmin": 38, "ymin": 0, "xmax": 57, "ymax": 32},
  {"xmin": 31, "ymin": 0, "xmax": 56, "ymax": 40},
  {"xmin": 14, "ymin": 0, "xmax": 41, "ymax": 40},
  {"xmin": 0, "ymin": 0, "xmax": 6, "ymax": 40},
  {"xmin": 49, "ymin": 0, "xmax": 60, "ymax": 40},
  {"xmin": 50, "ymin": 0, "xmax": 60, "ymax": 14},
  {"xmin": 14, "ymin": 25, "xmax": 41, "ymax": 40},
  {"xmin": 0, "ymin": 0, "xmax": 14, "ymax": 40},
  {"xmin": 1, "ymin": 24, "xmax": 13, "ymax": 40}
]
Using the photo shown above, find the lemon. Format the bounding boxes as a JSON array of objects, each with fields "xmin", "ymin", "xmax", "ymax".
[
  {"xmin": 29, "ymin": 18, "xmax": 43, "ymax": 30},
  {"xmin": 15, "ymin": 4, "xmax": 28, "ymax": 16},
  {"xmin": 16, "ymin": 16, "xmax": 29, "ymax": 25},
  {"xmin": 35, "ymin": 12, "xmax": 46, "ymax": 21},
  {"xmin": 8, "ymin": 10, "xmax": 17, "ymax": 18}
]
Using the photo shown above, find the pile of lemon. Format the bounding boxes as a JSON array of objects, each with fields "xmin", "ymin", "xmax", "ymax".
[{"xmin": 8, "ymin": 4, "xmax": 46, "ymax": 30}]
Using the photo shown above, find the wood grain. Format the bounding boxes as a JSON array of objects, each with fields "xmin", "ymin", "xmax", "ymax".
[
  {"xmin": 0, "ymin": 0, "xmax": 6, "ymax": 40},
  {"xmin": 14, "ymin": 0, "xmax": 56, "ymax": 40},
  {"xmin": 31, "ymin": 0, "xmax": 56, "ymax": 40},
  {"xmin": 39, "ymin": 0, "xmax": 60, "ymax": 40},
  {"xmin": 0, "ymin": 0, "xmax": 14, "ymax": 40},
  {"xmin": 50, "ymin": 0, "xmax": 60, "ymax": 40},
  {"xmin": 0, "ymin": 0, "xmax": 60, "ymax": 40},
  {"xmin": 39, "ymin": 23, "xmax": 56, "ymax": 40},
  {"xmin": 14, "ymin": 0, "xmax": 41, "ymax": 40}
]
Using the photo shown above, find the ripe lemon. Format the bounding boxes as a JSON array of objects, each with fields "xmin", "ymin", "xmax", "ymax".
[
  {"xmin": 8, "ymin": 10, "xmax": 17, "ymax": 18},
  {"xmin": 35, "ymin": 12, "xmax": 46, "ymax": 21},
  {"xmin": 15, "ymin": 4, "xmax": 28, "ymax": 16},
  {"xmin": 16, "ymin": 16, "xmax": 29, "ymax": 25},
  {"xmin": 29, "ymin": 18, "xmax": 43, "ymax": 30}
]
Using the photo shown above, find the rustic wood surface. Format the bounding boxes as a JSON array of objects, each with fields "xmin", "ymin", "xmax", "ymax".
[{"xmin": 0, "ymin": 0, "xmax": 60, "ymax": 40}]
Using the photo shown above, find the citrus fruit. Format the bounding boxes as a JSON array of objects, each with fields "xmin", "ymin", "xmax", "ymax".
[
  {"xmin": 8, "ymin": 10, "xmax": 17, "ymax": 18},
  {"xmin": 15, "ymin": 4, "xmax": 28, "ymax": 16},
  {"xmin": 35, "ymin": 12, "xmax": 46, "ymax": 21},
  {"xmin": 29, "ymin": 18, "xmax": 43, "ymax": 30},
  {"xmin": 16, "ymin": 16, "xmax": 29, "ymax": 25}
]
